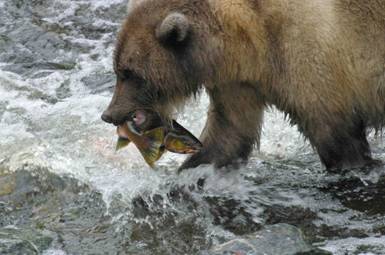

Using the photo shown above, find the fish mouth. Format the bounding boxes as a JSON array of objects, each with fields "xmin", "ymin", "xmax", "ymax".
[
  {"xmin": 116, "ymin": 123, "xmax": 130, "ymax": 140},
  {"xmin": 116, "ymin": 110, "xmax": 148, "ymax": 139},
  {"xmin": 117, "ymin": 109, "xmax": 167, "ymax": 139},
  {"xmin": 116, "ymin": 122, "xmax": 128, "ymax": 139},
  {"xmin": 117, "ymin": 121, "xmax": 141, "ymax": 140}
]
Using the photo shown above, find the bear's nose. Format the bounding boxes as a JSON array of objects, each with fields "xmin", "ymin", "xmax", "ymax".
[
  {"xmin": 101, "ymin": 110, "xmax": 128, "ymax": 126},
  {"xmin": 101, "ymin": 110, "xmax": 113, "ymax": 124}
]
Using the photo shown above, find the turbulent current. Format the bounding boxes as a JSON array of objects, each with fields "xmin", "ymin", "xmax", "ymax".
[{"xmin": 1, "ymin": 1, "xmax": 385, "ymax": 254}]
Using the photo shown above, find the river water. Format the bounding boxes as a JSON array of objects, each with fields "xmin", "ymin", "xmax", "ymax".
[{"xmin": 1, "ymin": 1, "xmax": 385, "ymax": 254}]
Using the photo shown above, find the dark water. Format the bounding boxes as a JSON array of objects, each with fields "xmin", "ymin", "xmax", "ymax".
[{"xmin": 1, "ymin": 1, "xmax": 385, "ymax": 254}]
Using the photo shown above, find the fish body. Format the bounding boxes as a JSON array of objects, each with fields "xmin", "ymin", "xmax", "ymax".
[
  {"xmin": 117, "ymin": 122, "xmax": 165, "ymax": 167},
  {"xmin": 115, "ymin": 110, "xmax": 202, "ymax": 168}
]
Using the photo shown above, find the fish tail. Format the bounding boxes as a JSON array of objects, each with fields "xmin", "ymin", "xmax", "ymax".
[{"xmin": 116, "ymin": 137, "xmax": 131, "ymax": 151}]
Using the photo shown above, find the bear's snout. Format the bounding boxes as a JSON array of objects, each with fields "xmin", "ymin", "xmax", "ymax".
[
  {"xmin": 101, "ymin": 110, "xmax": 113, "ymax": 124},
  {"xmin": 101, "ymin": 108, "xmax": 130, "ymax": 126}
]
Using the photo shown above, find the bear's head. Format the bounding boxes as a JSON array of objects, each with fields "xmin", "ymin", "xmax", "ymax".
[{"xmin": 101, "ymin": 0, "xmax": 265, "ymax": 127}]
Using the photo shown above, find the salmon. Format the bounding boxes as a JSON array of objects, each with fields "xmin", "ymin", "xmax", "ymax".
[{"xmin": 115, "ymin": 112, "xmax": 202, "ymax": 167}]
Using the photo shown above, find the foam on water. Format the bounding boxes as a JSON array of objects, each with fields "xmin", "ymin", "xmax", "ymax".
[
  {"xmin": 322, "ymin": 236, "xmax": 385, "ymax": 255},
  {"xmin": 42, "ymin": 249, "xmax": 68, "ymax": 255}
]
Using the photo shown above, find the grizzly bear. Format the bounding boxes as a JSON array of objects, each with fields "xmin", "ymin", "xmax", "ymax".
[{"xmin": 101, "ymin": 0, "xmax": 385, "ymax": 171}]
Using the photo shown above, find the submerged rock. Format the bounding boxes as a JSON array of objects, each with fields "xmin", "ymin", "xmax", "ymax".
[
  {"xmin": 0, "ymin": 0, "xmax": 125, "ymax": 77},
  {"xmin": 0, "ymin": 227, "xmax": 53, "ymax": 255},
  {"xmin": 205, "ymin": 224, "xmax": 331, "ymax": 255},
  {"xmin": 0, "ymin": 20, "xmax": 77, "ymax": 76},
  {"xmin": 0, "ymin": 166, "xmax": 115, "ymax": 254},
  {"xmin": 323, "ymin": 174, "xmax": 385, "ymax": 215},
  {"xmin": 81, "ymin": 71, "xmax": 115, "ymax": 94},
  {"xmin": 0, "ymin": 172, "xmax": 16, "ymax": 197},
  {"xmin": 55, "ymin": 79, "xmax": 72, "ymax": 99}
]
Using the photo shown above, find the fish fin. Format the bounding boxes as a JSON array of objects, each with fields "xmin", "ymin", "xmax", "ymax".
[
  {"xmin": 144, "ymin": 127, "xmax": 165, "ymax": 142},
  {"xmin": 116, "ymin": 137, "xmax": 131, "ymax": 151},
  {"xmin": 137, "ymin": 141, "xmax": 165, "ymax": 167},
  {"xmin": 118, "ymin": 127, "xmax": 164, "ymax": 167},
  {"xmin": 139, "ymin": 127, "xmax": 166, "ymax": 167}
]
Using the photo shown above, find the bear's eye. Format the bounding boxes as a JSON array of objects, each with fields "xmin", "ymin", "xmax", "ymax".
[
  {"xmin": 122, "ymin": 69, "xmax": 135, "ymax": 80},
  {"xmin": 121, "ymin": 69, "xmax": 143, "ymax": 82}
]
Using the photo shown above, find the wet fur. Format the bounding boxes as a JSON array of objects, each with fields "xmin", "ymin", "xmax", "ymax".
[{"xmin": 106, "ymin": 0, "xmax": 385, "ymax": 170}]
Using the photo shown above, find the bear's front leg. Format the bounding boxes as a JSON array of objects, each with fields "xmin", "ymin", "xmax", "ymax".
[{"xmin": 179, "ymin": 84, "xmax": 264, "ymax": 171}]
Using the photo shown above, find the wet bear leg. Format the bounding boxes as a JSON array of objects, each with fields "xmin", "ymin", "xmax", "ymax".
[
  {"xmin": 179, "ymin": 83, "xmax": 264, "ymax": 171},
  {"xmin": 307, "ymin": 119, "xmax": 376, "ymax": 170}
]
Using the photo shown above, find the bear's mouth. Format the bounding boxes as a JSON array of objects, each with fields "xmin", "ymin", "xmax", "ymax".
[
  {"xmin": 117, "ymin": 109, "xmax": 166, "ymax": 138},
  {"xmin": 131, "ymin": 110, "xmax": 146, "ymax": 127}
]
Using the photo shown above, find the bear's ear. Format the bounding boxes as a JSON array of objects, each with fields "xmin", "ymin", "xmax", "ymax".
[{"xmin": 156, "ymin": 13, "xmax": 190, "ymax": 46}]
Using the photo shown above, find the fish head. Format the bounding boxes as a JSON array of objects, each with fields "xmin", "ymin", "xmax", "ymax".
[{"xmin": 115, "ymin": 113, "xmax": 167, "ymax": 167}]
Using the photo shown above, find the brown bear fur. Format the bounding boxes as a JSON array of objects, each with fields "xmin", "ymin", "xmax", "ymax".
[{"xmin": 102, "ymin": 0, "xmax": 385, "ymax": 171}]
